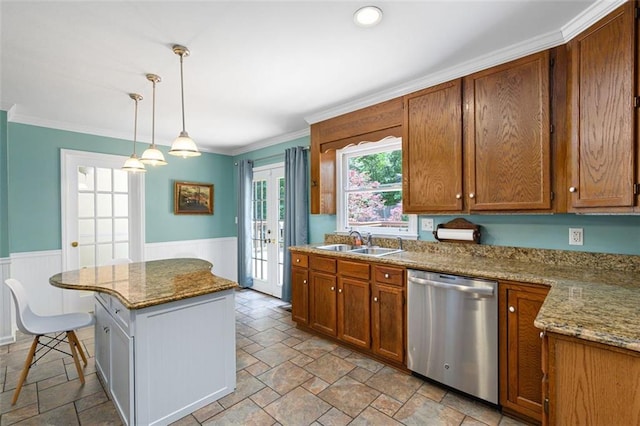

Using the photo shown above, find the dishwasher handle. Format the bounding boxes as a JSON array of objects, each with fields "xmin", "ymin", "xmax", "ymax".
[{"xmin": 408, "ymin": 275, "xmax": 494, "ymax": 296}]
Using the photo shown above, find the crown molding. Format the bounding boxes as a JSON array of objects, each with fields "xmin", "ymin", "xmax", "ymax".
[
  {"xmin": 305, "ymin": 0, "xmax": 626, "ymax": 125},
  {"xmin": 230, "ymin": 127, "xmax": 310, "ymax": 156}
]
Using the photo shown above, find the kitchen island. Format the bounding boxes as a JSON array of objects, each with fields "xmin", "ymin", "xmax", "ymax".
[{"xmin": 50, "ymin": 258, "xmax": 238, "ymax": 426}]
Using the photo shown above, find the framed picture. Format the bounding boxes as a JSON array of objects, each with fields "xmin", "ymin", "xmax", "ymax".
[{"xmin": 174, "ymin": 181, "xmax": 214, "ymax": 215}]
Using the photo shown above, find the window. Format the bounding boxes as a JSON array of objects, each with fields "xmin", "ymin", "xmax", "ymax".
[{"xmin": 336, "ymin": 136, "xmax": 417, "ymax": 237}]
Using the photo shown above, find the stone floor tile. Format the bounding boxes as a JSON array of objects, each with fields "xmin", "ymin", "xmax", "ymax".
[
  {"xmin": 301, "ymin": 377, "xmax": 330, "ymax": 395},
  {"xmin": 349, "ymin": 406, "xmax": 403, "ymax": 426},
  {"xmin": 37, "ymin": 373, "xmax": 104, "ymax": 413},
  {"xmin": 65, "ymin": 358, "xmax": 97, "ymax": 381},
  {"xmin": 170, "ymin": 414, "xmax": 201, "ymax": 426},
  {"xmin": 16, "ymin": 403, "xmax": 80, "ymax": 426},
  {"xmin": 192, "ymin": 401, "xmax": 224, "ymax": 423},
  {"xmin": 237, "ymin": 349, "xmax": 259, "ymax": 371},
  {"xmin": 293, "ymin": 337, "xmax": 338, "ymax": 359},
  {"xmin": 4, "ymin": 359, "xmax": 66, "ymax": 391},
  {"xmin": 441, "ymin": 392, "xmax": 502, "ymax": 426},
  {"xmin": 370, "ymin": 393, "xmax": 403, "ymax": 417},
  {"xmin": 257, "ymin": 361, "xmax": 313, "ymax": 395},
  {"xmin": 1, "ymin": 383, "xmax": 37, "ymax": 415},
  {"xmin": 498, "ymin": 415, "xmax": 530, "ymax": 425},
  {"xmin": 284, "ymin": 328, "xmax": 313, "ymax": 341},
  {"xmin": 236, "ymin": 335, "xmax": 254, "ymax": 349},
  {"xmin": 330, "ymin": 347, "xmax": 352, "ymax": 359},
  {"xmin": 77, "ymin": 400, "xmax": 122, "ymax": 425},
  {"xmin": 251, "ymin": 329, "xmax": 291, "ymax": 348},
  {"xmin": 365, "ymin": 366, "xmax": 422, "ymax": 402},
  {"xmin": 245, "ymin": 317, "xmax": 283, "ymax": 332},
  {"xmin": 273, "ymin": 323, "xmax": 294, "ymax": 333},
  {"xmin": 245, "ymin": 361, "xmax": 272, "ymax": 377},
  {"xmin": 264, "ymin": 387, "xmax": 331, "ymax": 426},
  {"xmin": 317, "ymin": 407, "xmax": 352, "ymax": 426},
  {"xmin": 250, "ymin": 387, "xmax": 281, "ymax": 408},
  {"xmin": 462, "ymin": 416, "xmax": 490, "ymax": 426},
  {"xmin": 281, "ymin": 337, "xmax": 302, "ymax": 348},
  {"xmin": 236, "ymin": 323, "xmax": 260, "ymax": 337},
  {"xmin": 74, "ymin": 390, "xmax": 109, "ymax": 412},
  {"xmin": 252, "ymin": 343, "xmax": 300, "ymax": 368},
  {"xmin": 318, "ymin": 376, "xmax": 380, "ymax": 417},
  {"xmin": 344, "ymin": 353, "xmax": 384, "ymax": 373},
  {"xmin": 304, "ymin": 354, "xmax": 355, "ymax": 384},
  {"xmin": 0, "ymin": 402, "xmax": 38, "ymax": 426},
  {"xmin": 394, "ymin": 393, "xmax": 466, "ymax": 426},
  {"xmin": 204, "ymin": 398, "xmax": 275, "ymax": 426},
  {"xmin": 347, "ymin": 367, "xmax": 375, "ymax": 383},
  {"xmin": 416, "ymin": 381, "xmax": 447, "ymax": 402},
  {"xmin": 218, "ymin": 370, "xmax": 266, "ymax": 409},
  {"xmin": 289, "ymin": 353, "xmax": 314, "ymax": 368},
  {"xmin": 244, "ymin": 343, "xmax": 267, "ymax": 355}
]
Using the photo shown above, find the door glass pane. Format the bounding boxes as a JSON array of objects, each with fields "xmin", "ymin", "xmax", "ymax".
[
  {"xmin": 113, "ymin": 169, "xmax": 128, "ymax": 192},
  {"xmin": 97, "ymin": 194, "xmax": 112, "ymax": 217},
  {"xmin": 114, "ymin": 218, "xmax": 128, "ymax": 241},
  {"xmin": 97, "ymin": 219, "xmax": 112, "ymax": 243},
  {"xmin": 79, "ymin": 245, "xmax": 95, "ymax": 268},
  {"xmin": 78, "ymin": 219, "xmax": 95, "ymax": 244},
  {"xmin": 97, "ymin": 244, "xmax": 112, "ymax": 266},
  {"xmin": 114, "ymin": 194, "xmax": 128, "ymax": 217},
  {"xmin": 77, "ymin": 166, "xmax": 94, "ymax": 191},
  {"xmin": 114, "ymin": 242, "xmax": 129, "ymax": 259},
  {"xmin": 96, "ymin": 168, "xmax": 112, "ymax": 192},
  {"xmin": 78, "ymin": 193, "xmax": 94, "ymax": 218}
]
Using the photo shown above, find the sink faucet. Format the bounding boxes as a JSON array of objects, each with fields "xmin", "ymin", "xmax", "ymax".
[
  {"xmin": 397, "ymin": 236, "xmax": 403, "ymax": 250},
  {"xmin": 365, "ymin": 233, "xmax": 373, "ymax": 247},
  {"xmin": 349, "ymin": 230, "xmax": 363, "ymax": 246}
]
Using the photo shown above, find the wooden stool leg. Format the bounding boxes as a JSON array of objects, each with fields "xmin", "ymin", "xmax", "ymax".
[
  {"xmin": 12, "ymin": 336, "xmax": 39, "ymax": 405},
  {"xmin": 66, "ymin": 331, "xmax": 85, "ymax": 384},
  {"xmin": 69, "ymin": 330, "xmax": 88, "ymax": 366}
]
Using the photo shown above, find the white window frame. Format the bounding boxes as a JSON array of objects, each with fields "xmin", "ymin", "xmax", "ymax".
[{"xmin": 336, "ymin": 136, "xmax": 417, "ymax": 238}]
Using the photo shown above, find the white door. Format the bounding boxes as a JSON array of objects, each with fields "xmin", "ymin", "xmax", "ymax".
[
  {"xmin": 251, "ymin": 164, "xmax": 285, "ymax": 298},
  {"xmin": 61, "ymin": 150, "xmax": 144, "ymax": 313}
]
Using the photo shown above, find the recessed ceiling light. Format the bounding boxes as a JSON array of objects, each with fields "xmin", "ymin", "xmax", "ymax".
[{"xmin": 354, "ymin": 6, "xmax": 383, "ymax": 28}]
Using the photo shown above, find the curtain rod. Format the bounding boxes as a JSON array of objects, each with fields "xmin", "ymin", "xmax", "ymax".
[{"xmin": 234, "ymin": 146, "xmax": 309, "ymax": 165}]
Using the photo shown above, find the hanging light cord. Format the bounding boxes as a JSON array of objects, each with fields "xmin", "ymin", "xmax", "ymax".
[
  {"xmin": 151, "ymin": 78, "xmax": 156, "ymax": 146},
  {"xmin": 179, "ymin": 52, "xmax": 187, "ymax": 133},
  {"xmin": 133, "ymin": 96, "xmax": 139, "ymax": 154}
]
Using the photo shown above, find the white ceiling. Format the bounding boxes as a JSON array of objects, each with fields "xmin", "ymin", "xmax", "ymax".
[{"xmin": 0, "ymin": 1, "xmax": 622, "ymax": 155}]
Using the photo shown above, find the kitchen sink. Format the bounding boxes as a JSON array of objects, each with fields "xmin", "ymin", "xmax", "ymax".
[
  {"xmin": 316, "ymin": 244, "xmax": 354, "ymax": 252},
  {"xmin": 348, "ymin": 247, "xmax": 403, "ymax": 256}
]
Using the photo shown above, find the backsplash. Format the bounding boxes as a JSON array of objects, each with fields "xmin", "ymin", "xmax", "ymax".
[{"xmin": 323, "ymin": 234, "xmax": 640, "ymax": 273}]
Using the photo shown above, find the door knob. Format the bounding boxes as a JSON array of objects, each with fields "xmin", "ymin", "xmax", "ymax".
[
  {"xmin": 71, "ymin": 241, "xmax": 79, "ymax": 247},
  {"xmin": 569, "ymin": 187, "xmax": 577, "ymax": 193}
]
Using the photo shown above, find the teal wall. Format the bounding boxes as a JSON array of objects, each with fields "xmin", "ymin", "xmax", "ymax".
[
  {"xmin": 6, "ymin": 123, "xmax": 235, "ymax": 253},
  {"xmin": 0, "ymin": 111, "xmax": 8, "ymax": 257}
]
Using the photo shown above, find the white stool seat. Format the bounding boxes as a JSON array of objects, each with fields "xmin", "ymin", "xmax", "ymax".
[{"xmin": 4, "ymin": 278, "xmax": 96, "ymax": 405}]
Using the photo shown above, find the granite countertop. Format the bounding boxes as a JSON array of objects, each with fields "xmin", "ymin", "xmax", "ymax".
[
  {"xmin": 49, "ymin": 258, "xmax": 239, "ymax": 310},
  {"xmin": 291, "ymin": 242, "xmax": 640, "ymax": 353}
]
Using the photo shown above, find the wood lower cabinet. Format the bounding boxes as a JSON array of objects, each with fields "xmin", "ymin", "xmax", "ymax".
[
  {"xmin": 499, "ymin": 281, "xmax": 549, "ymax": 423},
  {"xmin": 291, "ymin": 265, "xmax": 309, "ymax": 325},
  {"xmin": 338, "ymin": 276, "xmax": 371, "ymax": 348},
  {"xmin": 568, "ymin": 1, "xmax": 638, "ymax": 212},
  {"xmin": 544, "ymin": 333, "xmax": 640, "ymax": 425},
  {"xmin": 310, "ymin": 270, "xmax": 338, "ymax": 336}
]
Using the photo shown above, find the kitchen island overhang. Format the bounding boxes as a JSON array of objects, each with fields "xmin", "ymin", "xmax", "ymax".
[{"xmin": 50, "ymin": 258, "xmax": 239, "ymax": 426}]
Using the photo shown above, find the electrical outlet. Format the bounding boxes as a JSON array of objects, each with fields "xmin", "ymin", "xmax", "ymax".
[
  {"xmin": 421, "ymin": 218, "xmax": 434, "ymax": 231},
  {"xmin": 569, "ymin": 228, "xmax": 583, "ymax": 246}
]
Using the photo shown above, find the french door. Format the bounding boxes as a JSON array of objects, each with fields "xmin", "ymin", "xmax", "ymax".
[
  {"xmin": 61, "ymin": 150, "xmax": 144, "ymax": 313},
  {"xmin": 251, "ymin": 164, "xmax": 285, "ymax": 298}
]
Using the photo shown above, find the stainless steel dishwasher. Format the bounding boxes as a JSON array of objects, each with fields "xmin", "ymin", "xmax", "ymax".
[{"xmin": 407, "ymin": 269, "xmax": 498, "ymax": 404}]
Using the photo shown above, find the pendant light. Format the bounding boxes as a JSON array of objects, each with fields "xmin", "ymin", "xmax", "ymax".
[
  {"xmin": 140, "ymin": 74, "xmax": 167, "ymax": 166},
  {"xmin": 122, "ymin": 93, "xmax": 146, "ymax": 173},
  {"xmin": 169, "ymin": 44, "xmax": 201, "ymax": 158}
]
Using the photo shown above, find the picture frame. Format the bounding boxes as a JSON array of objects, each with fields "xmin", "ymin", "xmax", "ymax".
[{"xmin": 174, "ymin": 181, "xmax": 214, "ymax": 215}]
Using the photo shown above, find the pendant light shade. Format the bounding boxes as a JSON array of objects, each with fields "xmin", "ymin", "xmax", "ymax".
[
  {"xmin": 122, "ymin": 93, "xmax": 146, "ymax": 173},
  {"xmin": 169, "ymin": 44, "xmax": 201, "ymax": 158},
  {"xmin": 140, "ymin": 74, "xmax": 167, "ymax": 166}
]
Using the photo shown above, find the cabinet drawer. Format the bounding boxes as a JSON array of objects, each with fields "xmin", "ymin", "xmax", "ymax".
[
  {"xmin": 373, "ymin": 265, "xmax": 404, "ymax": 286},
  {"xmin": 292, "ymin": 253, "xmax": 308, "ymax": 268},
  {"xmin": 110, "ymin": 296, "xmax": 131, "ymax": 334},
  {"xmin": 338, "ymin": 260, "xmax": 370, "ymax": 280},
  {"xmin": 310, "ymin": 256, "xmax": 337, "ymax": 273}
]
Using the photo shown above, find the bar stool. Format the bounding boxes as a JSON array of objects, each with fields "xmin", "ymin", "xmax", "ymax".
[{"xmin": 4, "ymin": 278, "xmax": 96, "ymax": 405}]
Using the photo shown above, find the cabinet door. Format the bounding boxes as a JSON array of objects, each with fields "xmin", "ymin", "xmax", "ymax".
[
  {"xmin": 403, "ymin": 79, "xmax": 463, "ymax": 212},
  {"xmin": 94, "ymin": 300, "xmax": 111, "ymax": 384},
  {"xmin": 465, "ymin": 51, "xmax": 551, "ymax": 211},
  {"xmin": 110, "ymin": 321, "xmax": 133, "ymax": 426},
  {"xmin": 310, "ymin": 271, "xmax": 337, "ymax": 336},
  {"xmin": 499, "ymin": 282, "xmax": 549, "ymax": 423},
  {"xmin": 371, "ymin": 283, "xmax": 404, "ymax": 363},
  {"xmin": 568, "ymin": 2, "xmax": 635, "ymax": 209},
  {"xmin": 337, "ymin": 277, "xmax": 370, "ymax": 348},
  {"xmin": 291, "ymin": 266, "xmax": 309, "ymax": 325}
]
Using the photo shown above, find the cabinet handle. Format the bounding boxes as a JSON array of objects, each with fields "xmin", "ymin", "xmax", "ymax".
[
  {"xmin": 455, "ymin": 193, "xmax": 462, "ymax": 200},
  {"xmin": 540, "ymin": 331, "xmax": 545, "ymax": 339},
  {"xmin": 338, "ymin": 288, "xmax": 342, "ymax": 293},
  {"xmin": 115, "ymin": 309, "xmax": 120, "ymax": 314},
  {"xmin": 330, "ymin": 286, "xmax": 335, "ymax": 291},
  {"xmin": 469, "ymin": 193, "xmax": 475, "ymax": 199},
  {"xmin": 103, "ymin": 326, "xmax": 110, "ymax": 333},
  {"xmin": 303, "ymin": 279, "xmax": 307, "ymax": 284},
  {"xmin": 384, "ymin": 273, "xmax": 390, "ymax": 279},
  {"xmin": 509, "ymin": 306, "xmax": 515, "ymax": 313},
  {"xmin": 569, "ymin": 186, "xmax": 577, "ymax": 193},
  {"xmin": 373, "ymin": 297, "xmax": 378, "ymax": 302},
  {"xmin": 296, "ymin": 258, "xmax": 300, "ymax": 263}
]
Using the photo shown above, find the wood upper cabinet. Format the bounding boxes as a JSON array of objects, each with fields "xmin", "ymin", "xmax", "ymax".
[
  {"xmin": 371, "ymin": 265, "xmax": 405, "ymax": 363},
  {"xmin": 465, "ymin": 50, "xmax": 552, "ymax": 211},
  {"xmin": 499, "ymin": 281, "xmax": 549, "ymax": 423},
  {"xmin": 568, "ymin": 2, "xmax": 638, "ymax": 211},
  {"xmin": 545, "ymin": 333, "xmax": 640, "ymax": 425},
  {"xmin": 403, "ymin": 79, "xmax": 464, "ymax": 212}
]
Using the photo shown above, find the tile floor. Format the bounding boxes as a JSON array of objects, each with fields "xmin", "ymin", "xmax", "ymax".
[{"xmin": 0, "ymin": 289, "xmax": 529, "ymax": 425}]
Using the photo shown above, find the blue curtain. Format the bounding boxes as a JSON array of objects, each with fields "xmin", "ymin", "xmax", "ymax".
[
  {"xmin": 282, "ymin": 147, "xmax": 309, "ymax": 302},
  {"xmin": 237, "ymin": 160, "xmax": 254, "ymax": 288}
]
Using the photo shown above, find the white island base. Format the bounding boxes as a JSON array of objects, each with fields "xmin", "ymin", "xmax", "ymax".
[{"xmin": 94, "ymin": 289, "xmax": 236, "ymax": 426}]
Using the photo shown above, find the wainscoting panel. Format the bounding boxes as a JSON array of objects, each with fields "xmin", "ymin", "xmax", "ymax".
[
  {"xmin": 9, "ymin": 250, "xmax": 65, "ymax": 317},
  {"xmin": 0, "ymin": 258, "xmax": 14, "ymax": 345}
]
